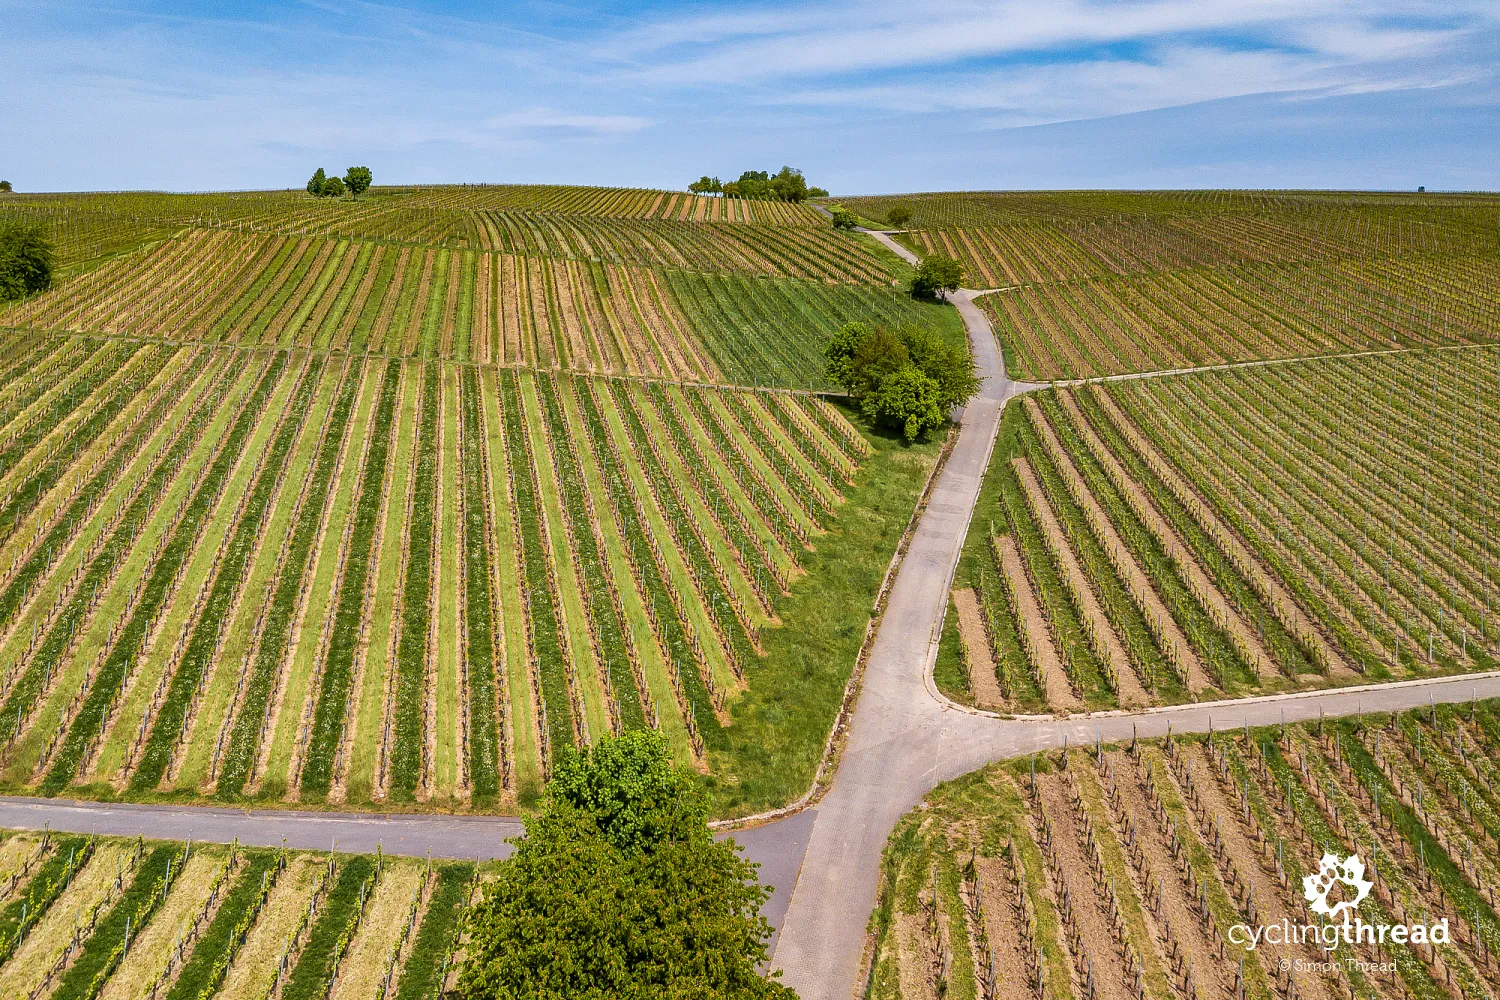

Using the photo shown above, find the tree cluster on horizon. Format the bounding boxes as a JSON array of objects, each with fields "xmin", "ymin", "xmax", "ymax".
[
  {"xmin": 306, "ymin": 165, "xmax": 373, "ymax": 200},
  {"xmin": 689, "ymin": 166, "xmax": 827, "ymax": 202}
]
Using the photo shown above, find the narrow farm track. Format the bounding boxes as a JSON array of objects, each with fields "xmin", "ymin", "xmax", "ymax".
[{"xmin": 3, "ymin": 228, "xmax": 1500, "ymax": 998}]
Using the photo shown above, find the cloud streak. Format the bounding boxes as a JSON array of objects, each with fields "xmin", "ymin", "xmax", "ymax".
[{"xmin": 485, "ymin": 108, "xmax": 653, "ymax": 135}]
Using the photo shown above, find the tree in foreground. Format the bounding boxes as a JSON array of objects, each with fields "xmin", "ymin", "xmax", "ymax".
[
  {"xmin": 884, "ymin": 203, "xmax": 913, "ymax": 228},
  {"xmin": 343, "ymin": 166, "xmax": 372, "ymax": 199},
  {"xmin": 0, "ymin": 221, "xmax": 55, "ymax": 301},
  {"xmin": 829, "ymin": 206, "xmax": 859, "ymax": 230},
  {"xmin": 458, "ymin": 730, "xmax": 796, "ymax": 1000},
  {"xmin": 910, "ymin": 254, "xmax": 964, "ymax": 299},
  {"xmin": 824, "ymin": 321, "xmax": 980, "ymax": 441}
]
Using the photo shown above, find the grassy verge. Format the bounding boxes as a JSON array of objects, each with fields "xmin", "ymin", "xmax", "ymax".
[{"xmin": 705, "ymin": 404, "xmax": 944, "ymax": 817}]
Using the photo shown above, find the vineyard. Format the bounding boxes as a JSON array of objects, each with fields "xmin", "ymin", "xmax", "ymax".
[
  {"xmin": 870, "ymin": 699, "xmax": 1500, "ymax": 1000},
  {"xmin": 0, "ymin": 228, "xmax": 939, "ymax": 385},
  {"xmin": 0, "ymin": 828, "xmax": 476, "ymax": 1000},
  {"xmin": 824, "ymin": 189, "xmax": 1500, "ymax": 380},
  {"xmin": 0, "ymin": 188, "xmax": 881, "ymax": 288},
  {"xmin": 0, "ymin": 327, "xmax": 941, "ymax": 814},
  {"xmin": 939, "ymin": 349, "xmax": 1500, "ymax": 715},
  {"xmin": 7, "ymin": 180, "xmax": 1498, "ymax": 829},
  {"xmin": 2, "ymin": 183, "xmax": 826, "ymax": 236},
  {"xmin": 831, "ymin": 189, "xmax": 1500, "ymax": 234},
  {"xmin": 977, "ymin": 255, "xmax": 1499, "ymax": 380}
]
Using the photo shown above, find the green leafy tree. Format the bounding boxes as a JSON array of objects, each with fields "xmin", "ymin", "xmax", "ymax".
[
  {"xmin": 0, "ymin": 180, "xmax": 12, "ymax": 193},
  {"xmin": 321, "ymin": 175, "xmax": 346, "ymax": 198},
  {"xmin": 821, "ymin": 320, "xmax": 869, "ymax": 389},
  {"xmin": 899, "ymin": 325, "xmax": 981, "ymax": 411},
  {"xmin": 768, "ymin": 165, "xmax": 808, "ymax": 203},
  {"xmin": 846, "ymin": 324, "xmax": 909, "ymax": 397},
  {"xmin": 885, "ymin": 203, "xmax": 914, "ymax": 228},
  {"xmin": 823, "ymin": 321, "xmax": 979, "ymax": 440},
  {"xmin": 734, "ymin": 170, "xmax": 771, "ymax": 199},
  {"xmin": 911, "ymin": 254, "xmax": 964, "ymax": 299},
  {"xmin": 546, "ymin": 728, "xmax": 702, "ymax": 853},
  {"xmin": 807, "ymin": 186, "xmax": 829, "ymax": 198},
  {"xmin": 343, "ymin": 166, "xmax": 372, "ymax": 199},
  {"xmin": 863, "ymin": 364, "xmax": 944, "ymax": 441},
  {"xmin": 829, "ymin": 206, "xmax": 858, "ymax": 230},
  {"xmin": 458, "ymin": 730, "xmax": 795, "ymax": 1000},
  {"xmin": 306, "ymin": 168, "xmax": 328, "ymax": 196},
  {"xmin": 0, "ymin": 221, "xmax": 55, "ymax": 301}
]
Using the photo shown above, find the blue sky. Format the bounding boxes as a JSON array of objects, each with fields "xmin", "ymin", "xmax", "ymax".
[{"xmin": 3, "ymin": 0, "xmax": 1497, "ymax": 193}]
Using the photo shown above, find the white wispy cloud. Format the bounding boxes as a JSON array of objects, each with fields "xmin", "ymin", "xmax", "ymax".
[
  {"xmin": 593, "ymin": 0, "xmax": 1494, "ymax": 116},
  {"xmin": 485, "ymin": 108, "xmax": 653, "ymax": 135}
]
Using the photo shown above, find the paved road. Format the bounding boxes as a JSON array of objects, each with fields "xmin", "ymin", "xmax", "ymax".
[
  {"xmin": 0, "ymin": 791, "xmax": 810, "ymax": 951},
  {"xmin": 769, "ymin": 284, "xmax": 1035, "ymax": 998},
  {"xmin": 0, "ymin": 797, "xmax": 526, "ymax": 860},
  {"xmin": 3, "ymin": 225, "xmax": 1496, "ymax": 997}
]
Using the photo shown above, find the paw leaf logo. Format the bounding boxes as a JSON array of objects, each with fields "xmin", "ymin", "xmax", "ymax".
[{"xmin": 1302, "ymin": 853, "xmax": 1373, "ymax": 918}]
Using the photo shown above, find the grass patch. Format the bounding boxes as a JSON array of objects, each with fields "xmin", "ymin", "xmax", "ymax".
[
  {"xmin": 300, "ymin": 359, "xmax": 401, "ymax": 796},
  {"xmin": 0, "ymin": 835, "xmax": 92, "ymax": 963},
  {"xmin": 131, "ymin": 358, "xmax": 324, "ymax": 790},
  {"xmin": 51, "ymin": 843, "xmax": 179, "ymax": 1000},
  {"xmin": 377, "ymin": 360, "xmax": 433, "ymax": 799},
  {"xmin": 705, "ymin": 403, "xmax": 944, "ymax": 817},
  {"xmin": 214, "ymin": 361, "xmax": 364, "ymax": 798}
]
